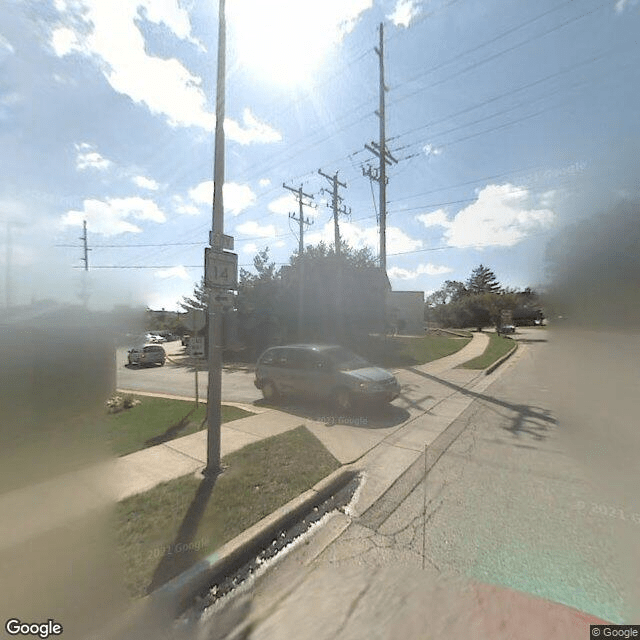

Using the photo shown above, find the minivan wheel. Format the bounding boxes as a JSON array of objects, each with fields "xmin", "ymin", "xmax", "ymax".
[
  {"xmin": 262, "ymin": 380, "xmax": 279, "ymax": 402},
  {"xmin": 335, "ymin": 388, "xmax": 352, "ymax": 412}
]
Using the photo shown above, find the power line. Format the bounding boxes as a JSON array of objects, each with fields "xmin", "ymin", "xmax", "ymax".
[
  {"xmin": 390, "ymin": 50, "xmax": 612, "ymax": 146},
  {"xmin": 393, "ymin": 0, "xmax": 576, "ymax": 90},
  {"xmin": 389, "ymin": 1, "xmax": 606, "ymax": 107}
]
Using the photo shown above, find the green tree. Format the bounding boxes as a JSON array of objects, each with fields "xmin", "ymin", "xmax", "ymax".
[
  {"xmin": 235, "ymin": 248, "xmax": 289, "ymax": 358},
  {"xmin": 282, "ymin": 241, "xmax": 384, "ymax": 342},
  {"xmin": 179, "ymin": 277, "xmax": 208, "ymax": 312},
  {"xmin": 466, "ymin": 264, "xmax": 501, "ymax": 295}
]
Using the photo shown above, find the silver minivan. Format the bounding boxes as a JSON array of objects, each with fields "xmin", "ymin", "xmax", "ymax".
[{"xmin": 254, "ymin": 344, "xmax": 400, "ymax": 410}]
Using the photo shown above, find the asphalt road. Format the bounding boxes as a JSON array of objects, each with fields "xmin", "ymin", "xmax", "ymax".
[
  {"xmin": 116, "ymin": 341, "xmax": 261, "ymax": 403},
  {"xmin": 315, "ymin": 329, "xmax": 638, "ymax": 623},
  {"xmin": 196, "ymin": 328, "xmax": 639, "ymax": 639}
]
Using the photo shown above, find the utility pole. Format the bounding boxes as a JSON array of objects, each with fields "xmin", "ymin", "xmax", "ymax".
[
  {"xmin": 318, "ymin": 169, "xmax": 349, "ymax": 257},
  {"xmin": 318, "ymin": 170, "xmax": 350, "ymax": 342},
  {"xmin": 283, "ymin": 183, "xmax": 314, "ymax": 340},
  {"xmin": 363, "ymin": 22, "xmax": 397, "ymax": 274},
  {"xmin": 283, "ymin": 183, "xmax": 314, "ymax": 254},
  {"xmin": 204, "ymin": 0, "xmax": 237, "ymax": 479},
  {"xmin": 81, "ymin": 220, "xmax": 90, "ymax": 271},
  {"xmin": 79, "ymin": 220, "xmax": 91, "ymax": 307}
]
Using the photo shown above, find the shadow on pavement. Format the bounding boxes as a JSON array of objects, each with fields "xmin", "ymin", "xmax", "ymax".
[
  {"xmin": 406, "ymin": 367, "xmax": 555, "ymax": 440},
  {"xmin": 395, "ymin": 381, "xmax": 436, "ymax": 413},
  {"xmin": 252, "ymin": 397, "xmax": 410, "ymax": 429},
  {"xmin": 167, "ymin": 356, "xmax": 254, "ymax": 374},
  {"xmin": 146, "ymin": 474, "xmax": 216, "ymax": 594}
]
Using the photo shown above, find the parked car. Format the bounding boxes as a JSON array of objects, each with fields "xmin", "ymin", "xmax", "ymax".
[
  {"xmin": 127, "ymin": 344, "xmax": 166, "ymax": 366},
  {"xmin": 500, "ymin": 325, "xmax": 516, "ymax": 334},
  {"xmin": 254, "ymin": 344, "xmax": 400, "ymax": 410}
]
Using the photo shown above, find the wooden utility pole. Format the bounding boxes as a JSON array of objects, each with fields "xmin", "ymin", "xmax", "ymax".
[
  {"xmin": 318, "ymin": 169, "xmax": 350, "ymax": 342},
  {"xmin": 363, "ymin": 22, "xmax": 397, "ymax": 274},
  {"xmin": 80, "ymin": 220, "xmax": 89, "ymax": 271},
  {"xmin": 318, "ymin": 169, "xmax": 349, "ymax": 257},
  {"xmin": 79, "ymin": 219, "xmax": 91, "ymax": 307},
  {"xmin": 283, "ymin": 183, "xmax": 314, "ymax": 340},
  {"xmin": 283, "ymin": 183, "xmax": 314, "ymax": 254}
]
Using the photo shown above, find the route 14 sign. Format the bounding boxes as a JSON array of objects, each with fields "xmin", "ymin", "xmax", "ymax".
[{"xmin": 205, "ymin": 248, "xmax": 238, "ymax": 289}]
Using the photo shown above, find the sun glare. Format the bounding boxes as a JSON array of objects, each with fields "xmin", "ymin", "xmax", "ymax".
[{"xmin": 229, "ymin": 0, "xmax": 343, "ymax": 86}]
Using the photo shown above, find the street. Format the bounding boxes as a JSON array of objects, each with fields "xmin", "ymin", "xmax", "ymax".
[{"xmin": 192, "ymin": 328, "xmax": 639, "ymax": 639}]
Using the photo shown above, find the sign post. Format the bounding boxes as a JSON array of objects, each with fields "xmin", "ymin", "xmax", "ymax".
[{"xmin": 185, "ymin": 309, "xmax": 207, "ymax": 406}]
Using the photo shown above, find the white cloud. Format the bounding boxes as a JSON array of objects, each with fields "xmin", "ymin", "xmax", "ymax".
[
  {"xmin": 241, "ymin": 242, "xmax": 258, "ymax": 255},
  {"xmin": 173, "ymin": 195, "xmax": 201, "ymax": 216},
  {"xmin": 0, "ymin": 33, "xmax": 15, "ymax": 57},
  {"xmin": 416, "ymin": 183, "xmax": 555, "ymax": 248},
  {"xmin": 538, "ymin": 190, "xmax": 556, "ymax": 208},
  {"xmin": 155, "ymin": 265, "xmax": 189, "ymax": 280},
  {"xmin": 132, "ymin": 175, "xmax": 159, "ymax": 190},
  {"xmin": 423, "ymin": 143, "xmax": 442, "ymax": 157},
  {"xmin": 50, "ymin": 27, "xmax": 80, "ymax": 56},
  {"xmin": 50, "ymin": 1, "xmax": 281, "ymax": 140},
  {"xmin": 188, "ymin": 180, "xmax": 257, "ymax": 216},
  {"xmin": 416, "ymin": 208, "xmax": 448, "ymax": 228},
  {"xmin": 307, "ymin": 220, "xmax": 422, "ymax": 255},
  {"xmin": 75, "ymin": 142, "xmax": 112, "ymax": 171},
  {"xmin": 615, "ymin": 0, "xmax": 639, "ymax": 12},
  {"xmin": 235, "ymin": 221, "xmax": 277, "ymax": 237},
  {"xmin": 188, "ymin": 181, "xmax": 212, "ymax": 205},
  {"xmin": 225, "ymin": 183, "xmax": 258, "ymax": 215},
  {"xmin": 61, "ymin": 196, "xmax": 166, "ymax": 236},
  {"xmin": 388, "ymin": 0, "xmax": 421, "ymax": 28},
  {"xmin": 268, "ymin": 194, "xmax": 299, "ymax": 216},
  {"xmin": 225, "ymin": 109, "xmax": 282, "ymax": 145},
  {"xmin": 259, "ymin": 178, "xmax": 271, "ymax": 188},
  {"xmin": 388, "ymin": 263, "xmax": 452, "ymax": 280},
  {"xmin": 386, "ymin": 226, "xmax": 423, "ymax": 254}
]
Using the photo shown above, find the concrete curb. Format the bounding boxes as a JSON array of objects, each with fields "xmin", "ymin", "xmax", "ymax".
[
  {"xmin": 484, "ymin": 340, "xmax": 518, "ymax": 375},
  {"xmin": 147, "ymin": 466, "xmax": 359, "ymax": 619}
]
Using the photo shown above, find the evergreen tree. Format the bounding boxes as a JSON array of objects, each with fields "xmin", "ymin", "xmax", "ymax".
[
  {"xmin": 179, "ymin": 277, "xmax": 208, "ymax": 312},
  {"xmin": 466, "ymin": 264, "xmax": 501, "ymax": 294}
]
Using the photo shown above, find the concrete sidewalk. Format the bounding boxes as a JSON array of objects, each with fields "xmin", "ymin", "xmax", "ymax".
[{"xmin": 1, "ymin": 332, "xmax": 495, "ymax": 551}]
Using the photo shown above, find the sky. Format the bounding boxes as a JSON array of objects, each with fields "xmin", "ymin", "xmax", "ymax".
[{"xmin": 1, "ymin": 0, "xmax": 639, "ymax": 311}]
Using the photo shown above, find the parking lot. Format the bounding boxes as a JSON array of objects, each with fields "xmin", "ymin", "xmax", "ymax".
[{"xmin": 117, "ymin": 340, "xmax": 261, "ymax": 404}]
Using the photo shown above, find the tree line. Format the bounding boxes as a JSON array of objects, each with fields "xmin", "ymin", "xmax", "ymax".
[
  {"xmin": 179, "ymin": 242, "xmax": 387, "ymax": 360},
  {"xmin": 425, "ymin": 264, "xmax": 543, "ymax": 331}
]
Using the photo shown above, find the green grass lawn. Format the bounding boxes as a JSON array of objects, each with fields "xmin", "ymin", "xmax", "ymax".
[
  {"xmin": 459, "ymin": 332, "xmax": 517, "ymax": 369},
  {"xmin": 107, "ymin": 395, "xmax": 253, "ymax": 457},
  {"xmin": 357, "ymin": 334, "xmax": 472, "ymax": 368},
  {"xmin": 114, "ymin": 425, "xmax": 340, "ymax": 598}
]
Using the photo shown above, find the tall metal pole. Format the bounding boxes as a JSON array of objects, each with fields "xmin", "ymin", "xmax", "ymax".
[
  {"xmin": 205, "ymin": 0, "xmax": 227, "ymax": 478},
  {"xmin": 377, "ymin": 22, "xmax": 387, "ymax": 274}
]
